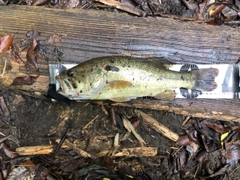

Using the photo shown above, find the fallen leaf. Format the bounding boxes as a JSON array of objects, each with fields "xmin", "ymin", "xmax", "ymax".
[
  {"xmin": 103, "ymin": 155, "xmax": 114, "ymax": 171},
  {"xmin": 198, "ymin": 0, "xmax": 208, "ymax": 19},
  {"xmin": 10, "ymin": 43, "xmax": 24, "ymax": 64},
  {"xmin": 221, "ymin": 6, "xmax": 238, "ymax": 20},
  {"xmin": 202, "ymin": 120, "xmax": 229, "ymax": 134},
  {"xmin": 175, "ymin": 150, "xmax": 187, "ymax": 170},
  {"xmin": 120, "ymin": 0, "xmax": 137, "ymax": 8},
  {"xmin": 186, "ymin": 130, "xmax": 199, "ymax": 144},
  {"xmin": 2, "ymin": 143, "xmax": 19, "ymax": 158},
  {"xmin": 221, "ymin": 131, "xmax": 230, "ymax": 148},
  {"xmin": 129, "ymin": 116, "xmax": 140, "ymax": 129},
  {"xmin": 0, "ymin": 34, "xmax": 13, "ymax": 54},
  {"xmin": 208, "ymin": 164, "xmax": 230, "ymax": 178},
  {"xmin": 132, "ymin": 0, "xmax": 150, "ymax": 13},
  {"xmin": 223, "ymin": 143, "xmax": 240, "ymax": 160},
  {"xmin": 0, "ymin": 135, "xmax": 12, "ymax": 143},
  {"xmin": 31, "ymin": 164, "xmax": 46, "ymax": 179},
  {"xmin": 32, "ymin": 0, "xmax": 49, "ymax": 5},
  {"xmin": 11, "ymin": 75, "xmax": 39, "ymax": 86},
  {"xmin": 26, "ymin": 39, "xmax": 39, "ymax": 71},
  {"xmin": 182, "ymin": 0, "xmax": 199, "ymax": 11},
  {"xmin": 176, "ymin": 135, "xmax": 192, "ymax": 146},
  {"xmin": 208, "ymin": 4, "xmax": 225, "ymax": 17}
]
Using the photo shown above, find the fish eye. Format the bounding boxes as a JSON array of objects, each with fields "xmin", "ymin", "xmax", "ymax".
[{"xmin": 67, "ymin": 70, "xmax": 74, "ymax": 77}]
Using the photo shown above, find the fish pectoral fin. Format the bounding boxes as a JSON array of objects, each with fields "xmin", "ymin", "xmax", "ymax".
[
  {"xmin": 110, "ymin": 97, "xmax": 132, "ymax": 102},
  {"xmin": 155, "ymin": 90, "xmax": 176, "ymax": 101},
  {"xmin": 75, "ymin": 74, "xmax": 106, "ymax": 99},
  {"xmin": 108, "ymin": 80, "xmax": 132, "ymax": 89}
]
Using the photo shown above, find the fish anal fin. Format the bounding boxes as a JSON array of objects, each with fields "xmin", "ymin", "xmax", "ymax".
[
  {"xmin": 155, "ymin": 90, "xmax": 176, "ymax": 101},
  {"xmin": 108, "ymin": 80, "xmax": 132, "ymax": 89}
]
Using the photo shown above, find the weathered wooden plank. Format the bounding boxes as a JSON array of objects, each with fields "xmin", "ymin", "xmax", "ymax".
[
  {"xmin": 112, "ymin": 99, "xmax": 240, "ymax": 122},
  {"xmin": 0, "ymin": 5, "xmax": 240, "ymax": 121},
  {"xmin": 0, "ymin": 5, "xmax": 239, "ymax": 65}
]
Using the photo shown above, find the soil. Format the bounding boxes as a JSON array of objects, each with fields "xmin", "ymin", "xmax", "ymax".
[{"xmin": 1, "ymin": 88, "xmax": 240, "ymax": 179}]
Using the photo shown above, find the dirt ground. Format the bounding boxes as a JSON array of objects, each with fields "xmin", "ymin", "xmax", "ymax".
[{"xmin": 1, "ymin": 88, "xmax": 240, "ymax": 179}]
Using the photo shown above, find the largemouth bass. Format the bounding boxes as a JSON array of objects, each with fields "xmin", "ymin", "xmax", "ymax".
[{"xmin": 56, "ymin": 56, "xmax": 219, "ymax": 102}]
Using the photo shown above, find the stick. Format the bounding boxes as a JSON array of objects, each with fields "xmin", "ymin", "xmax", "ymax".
[{"xmin": 135, "ymin": 110, "xmax": 179, "ymax": 142}]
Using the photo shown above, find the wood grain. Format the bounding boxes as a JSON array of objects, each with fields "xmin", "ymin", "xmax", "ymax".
[
  {"xmin": 0, "ymin": 5, "xmax": 240, "ymax": 121},
  {"xmin": 0, "ymin": 5, "xmax": 239, "ymax": 66},
  {"xmin": 112, "ymin": 99, "xmax": 240, "ymax": 122}
]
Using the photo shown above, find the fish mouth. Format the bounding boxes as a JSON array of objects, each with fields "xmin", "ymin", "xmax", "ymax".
[{"xmin": 56, "ymin": 76, "xmax": 73, "ymax": 93}]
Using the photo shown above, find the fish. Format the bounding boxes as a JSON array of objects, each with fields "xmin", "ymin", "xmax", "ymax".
[{"xmin": 55, "ymin": 56, "xmax": 219, "ymax": 102}]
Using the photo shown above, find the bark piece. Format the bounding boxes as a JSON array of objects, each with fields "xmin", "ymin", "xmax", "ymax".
[{"xmin": 135, "ymin": 110, "xmax": 179, "ymax": 141}]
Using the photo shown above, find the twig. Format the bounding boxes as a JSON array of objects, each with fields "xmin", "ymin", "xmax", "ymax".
[
  {"xmin": 0, "ymin": 135, "xmax": 12, "ymax": 143},
  {"xmin": 114, "ymin": 147, "xmax": 158, "ymax": 157},
  {"xmin": 182, "ymin": 116, "xmax": 191, "ymax": 125},
  {"xmin": 52, "ymin": 126, "xmax": 70, "ymax": 156},
  {"xmin": 135, "ymin": 110, "xmax": 179, "ymax": 142},
  {"xmin": 64, "ymin": 139, "xmax": 96, "ymax": 159},
  {"xmin": 230, "ymin": 164, "xmax": 240, "ymax": 175},
  {"xmin": 82, "ymin": 115, "xmax": 99, "ymax": 130},
  {"xmin": 123, "ymin": 117, "xmax": 146, "ymax": 146},
  {"xmin": 171, "ymin": 145, "xmax": 183, "ymax": 156},
  {"xmin": 0, "ymin": 96, "xmax": 10, "ymax": 117}
]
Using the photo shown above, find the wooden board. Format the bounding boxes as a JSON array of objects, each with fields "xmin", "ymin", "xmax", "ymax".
[
  {"xmin": 112, "ymin": 99, "xmax": 240, "ymax": 122},
  {"xmin": 1, "ymin": 5, "xmax": 240, "ymax": 121}
]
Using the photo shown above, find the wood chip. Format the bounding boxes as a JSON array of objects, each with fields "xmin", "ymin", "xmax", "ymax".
[
  {"xmin": 16, "ymin": 145, "xmax": 55, "ymax": 155},
  {"xmin": 135, "ymin": 110, "xmax": 179, "ymax": 142},
  {"xmin": 114, "ymin": 147, "xmax": 158, "ymax": 157},
  {"xmin": 123, "ymin": 117, "xmax": 146, "ymax": 146},
  {"xmin": 95, "ymin": 0, "xmax": 144, "ymax": 16}
]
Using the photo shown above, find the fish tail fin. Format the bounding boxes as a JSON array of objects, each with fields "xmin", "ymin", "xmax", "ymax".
[{"xmin": 192, "ymin": 68, "xmax": 219, "ymax": 91}]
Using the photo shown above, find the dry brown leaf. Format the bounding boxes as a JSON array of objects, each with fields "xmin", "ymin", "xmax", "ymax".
[
  {"xmin": 176, "ymin": 135, "xmax": 193, "ymax": 146},
  {"xmin": 26, "ymin": 39, "xmax": 39, "ymax": 71},
  {"xmin": 129, "ymin": 116, "xmax": 140, "ymax": 129},
  {"xmin": 11, "ymin": 75, "xmax": 39, "ymax": 86},
  {"xmin": 2, "ymin": 143, "xmax": 19, "ymax": 158},
  {"xmin": 103, "ymin": 155, "xmax": 114, "ymax": 171},
  {"xmin": 32, "ymin": 0, "xmax": 49, "ymax": 5},
  {"xmin": 224, "ymin": 143, "xmax": 240, "ymax": 160},
  {"xmin": 0, "ymin": 34, "xmax": 13, "ymax": 54},
  {"xmin": 10, "ymin": 43, "xmax": 24, "ymax": 64},
  {"xmin": 202, "ymin": 120, "xmax": 229, "ymax": 134}
]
